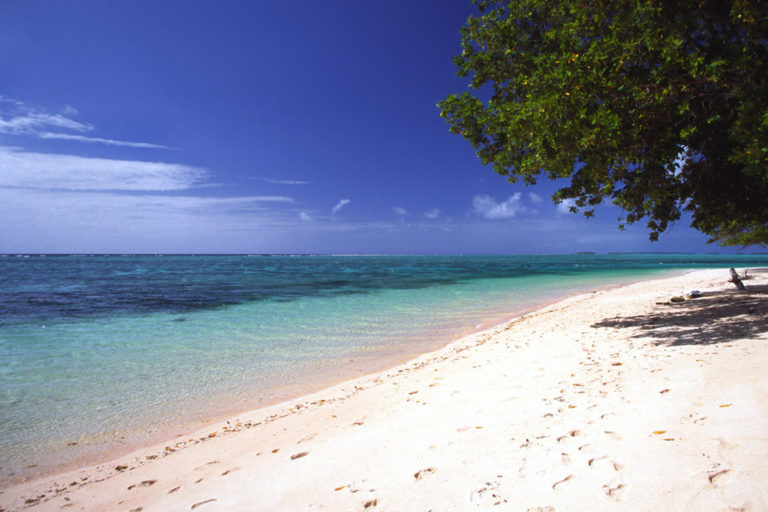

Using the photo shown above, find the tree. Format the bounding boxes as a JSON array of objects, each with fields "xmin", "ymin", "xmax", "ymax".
[{"xmin": 439, "ymin": 0, "xmax": 768, "ymax": 245}]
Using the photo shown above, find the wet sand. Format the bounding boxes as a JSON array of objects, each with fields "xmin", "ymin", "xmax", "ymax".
[{"xmin": 2, "ymin": 268, "xmax": 767, "ymax": 511}]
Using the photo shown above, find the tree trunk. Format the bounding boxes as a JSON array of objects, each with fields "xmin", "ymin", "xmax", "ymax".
[{"xmin": 729, "ymin": 268, "xmax": 746, "ymax": 291}]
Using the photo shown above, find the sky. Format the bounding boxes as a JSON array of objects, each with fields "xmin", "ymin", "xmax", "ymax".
[{"xmin": 0, "ymin": 1, "xmax": 752, "ymax": 254}]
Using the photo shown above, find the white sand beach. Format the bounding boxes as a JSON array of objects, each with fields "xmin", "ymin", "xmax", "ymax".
[{"xmin": 2, "ymin": 268, "xmax": 767, "ymax": 511}]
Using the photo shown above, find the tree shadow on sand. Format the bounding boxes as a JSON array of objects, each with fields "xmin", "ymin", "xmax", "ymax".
[{"xmin": 591, "ymin": 271, "xmax": 768, "ymax": 347}]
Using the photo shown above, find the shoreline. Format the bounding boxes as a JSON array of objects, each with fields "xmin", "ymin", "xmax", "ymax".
[
  {"xmin": 2, "ymin": 267, "xmax": 766, "ymax": 511},
  {"xmin": 0, "ymin": 268, "xmax": 684, "ymax": 487}
]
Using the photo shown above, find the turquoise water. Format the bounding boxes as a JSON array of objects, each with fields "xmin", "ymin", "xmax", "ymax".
[{"xmin": 1, "ymin": 253, "xmax": 767, "ymax": 482}]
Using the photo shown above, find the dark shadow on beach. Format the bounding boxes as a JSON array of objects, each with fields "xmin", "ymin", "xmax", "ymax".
[{"xmin": 592, "ymin": 271, "xmax": 768, "ymax": 347}]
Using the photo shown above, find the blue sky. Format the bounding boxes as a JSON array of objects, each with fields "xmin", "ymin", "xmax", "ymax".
[{"xmin": 0, "ymin": 1, "xmax": 748, "ymax": 254}]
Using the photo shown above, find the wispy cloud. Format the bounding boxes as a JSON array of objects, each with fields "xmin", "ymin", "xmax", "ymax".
[
  {"xmin": 0, "ymin": 186, "xmax": 298, "ymax": 251},
  {"xmin": 331, "ymin": 198, "xmax": 351, "ymax": 214},
  {"xmin": 472, "ymin": 193, "xmax": 534, "ymax": 219},
  {"xmin": 529, "ymin": 192, "xmax": 543, "ymax": 203},
  {"xmin": 393, "ymin": 207, "xmax": 407, "ymax": 216},
  {"xmin": 0, "ymin": 111, "xmax": 92, "ymax": 134},
  {"xmin": 257, "ymin": 177, "xmax": 310, "ymax": 185},
  {"xmin": 37, "ymin": 132, "xmax": 170, "ymax": 149},
  {"xmin": 0, "ymin": 146, "xmax": 203, "ymax": 191},
  {"xmin": 0, "ymin": 97, "xmax": 169, "ymax": 149},
  {"xmin": 424, "ymin": 208, "xmax": 440, "ymax": 219}
]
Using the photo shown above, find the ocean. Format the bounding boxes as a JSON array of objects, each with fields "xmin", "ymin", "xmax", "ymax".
[{"xmin": 1, "ymin": 253, "xmax": 767, "ymax": 483}]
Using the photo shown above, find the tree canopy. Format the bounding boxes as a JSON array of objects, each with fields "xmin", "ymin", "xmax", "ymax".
[{"xmin": 439, "ymin": 0, "xmax": 768, "ymax": 245}]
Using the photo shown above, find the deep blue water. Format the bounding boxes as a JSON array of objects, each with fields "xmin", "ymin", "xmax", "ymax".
[
  {"xmin": 1, "ymin": 253, "xmax": 767, "ymax": 482},
  {"xmin": 4, "ymin": 253, "xmax": 768, "ymax": 325}
]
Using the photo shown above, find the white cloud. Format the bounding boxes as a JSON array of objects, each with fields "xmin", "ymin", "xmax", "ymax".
[
  {"xmin": 0, "ymin": 188, "xmax": 291, "ymax": 222},
  {"xmin": 37, "ymin": 132, "xmax": 170, "ymax": 149},
  {"xmin": 472, "ymin": 193, "xmax": 533, "ymax": 219},
  {"xmin": 393, "ymin": 207, "xmax": 407, "ymax": 216},
  {"xmin": 0, "ymin": 111, "xmax": 92, "ymax": 134},
  {"xmin": 557, "ymin": 198, "xmax": 578, "ymax": 214},
  {"xmin": 299, "ymin": 211, "xmax": 312, "ymax": 221},
  {"xmin": 0, "ymin": 186, "xmax": 303, "ymax": 253},
  {"xmin": 424, "ymin": 208, "xmax": 441, "ymax": 219},
  {"xmin": 0, "ymin": 97, "xmax": 168, "ymax": 149},
  {"xmin": 331, "ymin": 198, "xmax": 351, "ymax": 214},
  {"xmin": 529, "ymin": 192, "xmax": 543, "ymax": 203},
  {"xmin": 248, "ymin": 196, "xmax": 294, "ymax": 203},
  {"xmin": 0, "ymin": 146, "xmax": 203, "ymax": 191},
  {"xmin": 258, "ymin": 177, "xmax": 310, "ymax": 185}
]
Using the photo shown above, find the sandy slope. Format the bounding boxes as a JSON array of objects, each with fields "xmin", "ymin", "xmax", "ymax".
[{"xmin": 2, "ymin": 268, "xmax": 767, "ymax": 512}]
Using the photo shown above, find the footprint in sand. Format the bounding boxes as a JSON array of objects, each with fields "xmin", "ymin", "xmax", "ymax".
[
  {"xmin": 194, "ymin": 460, "xmax": 219, "ymax": 471},
  {"xmin": 127, "ymin": 480, "xmax": 156, "ymax": 490},
  {"xmin": 414, "ymin": 467, "xmax": 437, "ymax": 480},
  {"xmin": 587, "ymin": 455, "xmax": 628, "ymax": 500},
  {"xmin": 603, "ymin": 483, "xmax": 627, "ymax": 499},
  {"xmin": 556, "ymin": 430, "xmax": 581, "ymax": 443},
  {"xmin": 552, "ymin": 474, "xmax": 574, "ymax": 490},
  {"xmin": 708, "ymin": 469, "xmax": 731, "ymax": 486},
  {"xmin": 588, "ymin": 456, "xmax": 607, "ymax": 467},
  {"xmin": 190, "ymin": 498, "xmax": 217, "ymax": 509}
]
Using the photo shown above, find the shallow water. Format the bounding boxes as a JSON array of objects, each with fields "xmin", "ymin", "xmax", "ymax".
[{"xmin": 1, "ymin": 253, "xmax": 766, "ymax": 482}]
